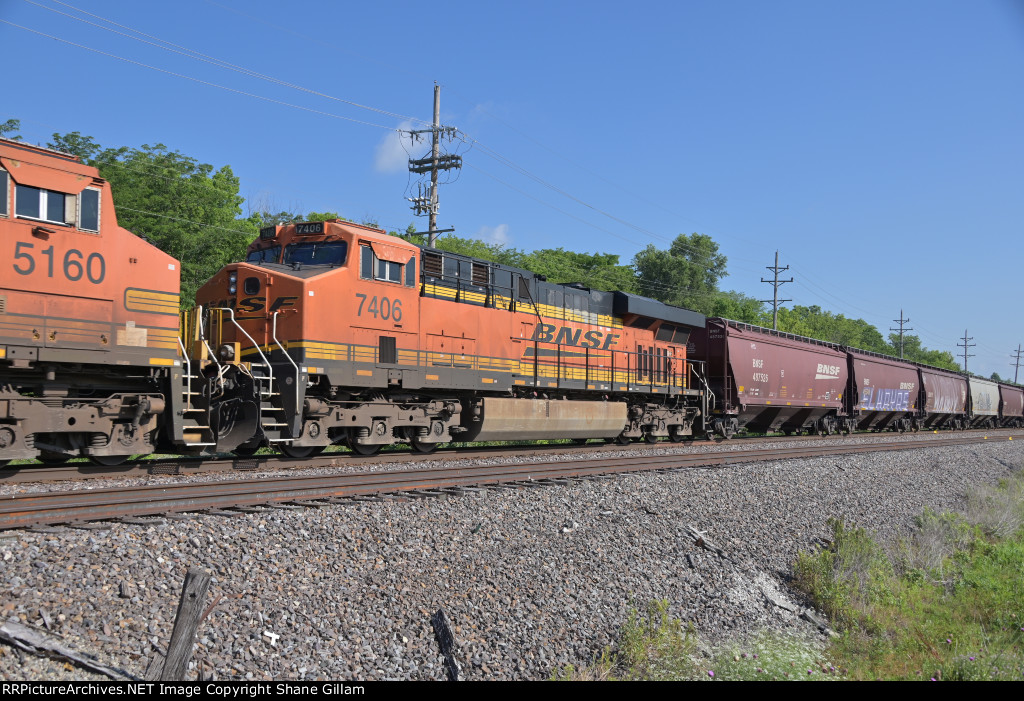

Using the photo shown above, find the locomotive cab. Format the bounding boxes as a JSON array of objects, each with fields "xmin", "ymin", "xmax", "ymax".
[{"xmin": 195, "ymin": 220, "xmax": 423, "ymax": 455}]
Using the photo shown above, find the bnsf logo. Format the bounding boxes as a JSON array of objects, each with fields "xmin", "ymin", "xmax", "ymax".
[
  {"xmin": 532, "ymin": 323, "xmax": 620, "ymax": 349},
  {"xmin": 209, "ymin": 296, "xmax": 298, "ymax": 314},
  {"xmin": 816, "ymin": 363, "xmax": 841, "ymax": 377}
]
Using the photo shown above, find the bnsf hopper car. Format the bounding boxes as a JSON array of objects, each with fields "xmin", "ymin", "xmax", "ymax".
[
  {"xmin": 692, "ymin": 318, "xmax": 851, "ymax": 437},
  {"xmin": 847, "ymin": 349, "xmax": 920, "ymax": 432},
  {"xmin": 998, "ymin": 383, "xmax": 1024, "ymax": 428},
  {"xmin": 194, "ymin": 220, "xmax": 709, "ymax": 456}
]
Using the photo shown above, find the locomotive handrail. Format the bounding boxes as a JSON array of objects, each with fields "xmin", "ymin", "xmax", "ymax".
[
  {"xmin": 212, "ymin": 307, "xmax": 275, "ymax": 396},
  {"xmin": 177, "ymin": 335, "xmax": 193, "ymax": 413},
  {"xmin": 272, "ymin": 312, "xmax": 300, "ymax": 378},
  {"xmin": 197, "ymin": 305, "xmax": 228, "ymax": 395}
]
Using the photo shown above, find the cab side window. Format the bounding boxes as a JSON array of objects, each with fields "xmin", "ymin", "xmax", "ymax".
[
  {"xmin": 12, "ymin": 182, "xmax": 101, "ymax": 232},
  {"xmin": 360, "ymin": 244, "xmax": 402, "ymax": 284},
  {"xmin": 0, "ymin": 171, "xmax": 8, "ymax": 217},
  {"xmin": 79, "ymin": 189, "xmax": 100, "ymax": 232}
]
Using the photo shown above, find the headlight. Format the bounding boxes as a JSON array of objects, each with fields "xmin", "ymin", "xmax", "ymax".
[{"xmin": 228, "ymin": 283, "xmax": 237, "ymax": 294}]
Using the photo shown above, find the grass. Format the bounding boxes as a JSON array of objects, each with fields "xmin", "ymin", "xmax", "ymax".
[
  {"xmin": 552, "ymin": 601, "xmax": 836, "ymax": 681},
  {"xmin": 791, "ymin": 474, "xmax": 1024, "ymax": 681},
  {"xmin": 556, "ymin": 470, "xmax": 1024, "ymax": 681}
]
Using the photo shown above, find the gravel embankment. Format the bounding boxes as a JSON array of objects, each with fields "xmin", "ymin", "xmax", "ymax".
[{"xmin": 1, "ymin": 437, "xmax": 1021, "ymax": 681}]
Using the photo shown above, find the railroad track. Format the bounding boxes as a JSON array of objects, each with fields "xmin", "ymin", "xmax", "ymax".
[
  {"xmin": 0, "ymin": 428, "xmax": 1012, "ymax": 484},
  {"xmin": 0, "ymin": 432, "xmax": 1017, "ymax": 531}
]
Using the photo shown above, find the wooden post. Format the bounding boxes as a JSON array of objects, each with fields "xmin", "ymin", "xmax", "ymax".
[{"xmin": 159, "ymin": 568, "xmax": 211, "ymax": 681}]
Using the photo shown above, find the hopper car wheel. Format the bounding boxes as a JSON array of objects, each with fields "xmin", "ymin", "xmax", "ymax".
[
  {"xmin": 279, "ymin": 445, "xmax": 325, "ymax": 459},
  {"xmin": 232, "ymin": 444, "xmax": 261, "ymax": 458},
  {"xmin": 0, "ymin": 460, "xmax": 9, "ymax": 468},
  {"xmin": 410, "ymin": 437, "xmax": 438, "ymax": 454},
  {"xmin": 89, "ymin": 454, "xmax": 130, "ymax": 467},
  {"xmin": 571, "ymin": 438, "xmax": 589, "ymax": 446},
  {"xmin": 350, "ymin": 441, "xmax": 382, "ymax": 457},
  {"xmin": 38, "ymin": 452, "xmax": 72, "ymax": 465}
]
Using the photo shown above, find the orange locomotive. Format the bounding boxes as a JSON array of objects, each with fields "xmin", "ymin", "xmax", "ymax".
[
  {"xmin": 0, "ymin": 137, "xmax": 225, "ymax": 465},
  {"xmin": 195, "ymin": 219, "xmax": 708, "ymax": 456}
]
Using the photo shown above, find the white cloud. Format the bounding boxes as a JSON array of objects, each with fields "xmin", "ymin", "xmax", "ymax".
[
  {"xmin": 476, "ymin": 224, "xmax": 510, "ymax": 246},
  {"xmin": 374, "ymin": 120, "xmax": 416, "ymax": 173}
]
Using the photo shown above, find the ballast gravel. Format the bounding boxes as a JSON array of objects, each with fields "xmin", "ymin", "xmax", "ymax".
[{"xmin": 1, "ymin": 437, "xmax": 1021, "ymax": 681}]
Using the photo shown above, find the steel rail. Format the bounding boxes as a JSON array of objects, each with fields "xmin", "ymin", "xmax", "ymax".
[
  {"xmin": 0, "ymin": 433, "xmax": 1016, "ymax": 531},
  {"xmin": 1, "ymin": 428, "xmax": 1013, "ymax": 485}
]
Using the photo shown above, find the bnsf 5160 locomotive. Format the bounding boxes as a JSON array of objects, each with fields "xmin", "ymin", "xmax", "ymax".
[
  {"xmin": 0, "ymin": 137, "xmax": 255, "ymax": 466},
  {"xmin": 194, "ymin": 220, "xmax": 709, "ymax": 456}
]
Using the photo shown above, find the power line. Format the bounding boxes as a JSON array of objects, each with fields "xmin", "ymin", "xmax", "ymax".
[
  {"xmin": 23, "ymin": 0, "xmax": 432, "ymax": 128},
  {"xmin": 405, "ymin": 85, "xmax": 462, "ymax": 247},
  {"xmin": 0, "ymin": 20, "xmax": 398, "ymax": 131},
  {"xmin": 890, "ymin": 310, "xmax": 913, "ymax": 359},
  {"xmin": 759, "ymin": 251, "xmax": 792, "ymax": 330},
  {"xmin": 958, "ymin": 330, "xmax": 976, "ymax": 373}
]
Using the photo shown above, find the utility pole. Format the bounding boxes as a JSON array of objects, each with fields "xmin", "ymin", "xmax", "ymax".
[
  {"xmin": 1012, "ymin": 344, "xmax": 1023, "ymax": 384},
  {"xmin": 406, "ymin": 84, "xmax": 462, "ymax": 247},
  {"xmin": 760, "ymin": 251, "xmax": 793, "ymax": 330},
  {"xmin": 957, "ymin": 329, "xmax": 975, "ymax": 373},
  {"xmin": 890, "ymin": 310, "xmax": 913, "ymax": 359}
]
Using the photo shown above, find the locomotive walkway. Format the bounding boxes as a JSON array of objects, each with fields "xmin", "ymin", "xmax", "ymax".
[{"xmin": 0, "ymin": 432, "xmax": 1016, "ymax": 530}]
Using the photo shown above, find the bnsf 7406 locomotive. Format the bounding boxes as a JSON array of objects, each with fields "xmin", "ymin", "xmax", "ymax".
[{"xmin": 194, "ymin": 220, "xmax": 709, "ymax": 456}]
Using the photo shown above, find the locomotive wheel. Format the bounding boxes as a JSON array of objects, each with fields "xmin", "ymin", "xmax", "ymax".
[
  {"xmin": 349, "ymin": 441, "xmax": 382, "ymax": 457},
  {"xmin": 409, "ymin": 437, "xmax": 438, "ymax": 454},
  {"xmin": 0, "ymin": 460, "xmax": 8, "ymax": 468},
  {"xmin": 279, "ymin": 445, "xmax": 325, "ymax": 459},
  {"xmin": 669, "ymin": 427, "xmax": 686, "ymax": 443},
  {"xmin": 614, "ymin": 432, "xmax": 631, "ymax": 446},
  {"xmin": 643, "ymin": 432, "xmax": 659, "ymax": 444},
  {"xmin": 89, "ymin": 454, "xmax": 130, "ymax": 467}
]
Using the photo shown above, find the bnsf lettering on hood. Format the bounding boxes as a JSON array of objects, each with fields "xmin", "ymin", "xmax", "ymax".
[{"xmin": 531, "ymin": 323, "xmax": 620, "ymax": 349}]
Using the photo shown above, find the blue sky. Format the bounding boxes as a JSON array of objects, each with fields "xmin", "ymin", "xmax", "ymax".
[{"xmin": 3, "ymin": 0, "xmax": 1023, "ymax": 379}]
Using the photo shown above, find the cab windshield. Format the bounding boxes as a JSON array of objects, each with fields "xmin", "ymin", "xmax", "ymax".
[
  {"xmin": 283, "ymin": 241, "xmax": 348, "ymax": 267},
  {"xmin": 246, "ymin": 245, "xmax": 282, "ymax": 264}
]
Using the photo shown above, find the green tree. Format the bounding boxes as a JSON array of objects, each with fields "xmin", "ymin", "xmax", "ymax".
[
  {"xmin": 706, "ymin": 290, "xmax": 769, "ymax": 324},
  {"xmin": 777, "ymin": 305, "xmax": 889, "ymax": 352},
  {"xmin": 886, "ymin": 333, "xmax": 959, "ymax": 371},
  {"xmin": 522, "ymin": 249, "xmax": 637, "ymax": 293},
  {"xmin": 1, "ymin": 118, "xmax": 22, "ymax": 140},
  {"xmin": 48, "ymin": 132, "xmax": 254, "ymax": 306},
  {"xmin": 632, "ymin": 233, "xmax": 728, "ymax": 313}
]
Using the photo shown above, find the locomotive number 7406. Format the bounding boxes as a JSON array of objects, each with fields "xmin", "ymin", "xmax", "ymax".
[
  {"xmin": 12, "ymin": 241, "xmax": 106, "ymax": 284},
  {"xmin": 355, "ymin": 293, "xmax": 403, "ymax": 322}
]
